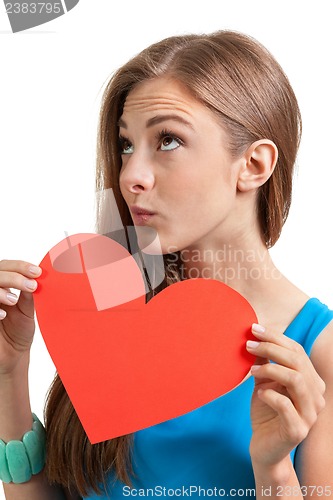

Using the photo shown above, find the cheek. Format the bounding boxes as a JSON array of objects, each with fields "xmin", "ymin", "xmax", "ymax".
[
  {"xmin": 173, "ymin": 174, "xmax": 235, "ymax": 229},
  {"xmin": 176, "ymin": 168, "xmax": 233, "ymax": 207}
]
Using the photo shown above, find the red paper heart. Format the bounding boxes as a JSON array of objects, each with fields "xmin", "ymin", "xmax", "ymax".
[{"xmin": 34, "ymin": 233, "xmax": 257, "ymax": 444}]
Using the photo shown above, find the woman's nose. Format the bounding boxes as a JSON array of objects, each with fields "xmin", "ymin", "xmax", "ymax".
[{"xmin": 120, "ymin": 154, "xmax": 155, "ymax": 194}]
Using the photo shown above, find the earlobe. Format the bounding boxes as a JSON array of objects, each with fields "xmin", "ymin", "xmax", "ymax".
[{"xmin": 237, "ymin": 139, "xmax": 278, "ymax": 192}]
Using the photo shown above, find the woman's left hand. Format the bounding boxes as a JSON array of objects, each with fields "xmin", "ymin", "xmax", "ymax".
[{"xmin": 247, "ymin": 323, "xmax": 326, "ymax": 468}]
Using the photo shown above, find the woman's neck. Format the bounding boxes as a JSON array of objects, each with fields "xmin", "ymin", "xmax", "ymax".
[
  {"xmin": 180, "ymin": 229, "xmax": 278, "ymax": 292},
  {"xmin": 178, "ymin": 229, "xmax": 309, "ymax": 332}
]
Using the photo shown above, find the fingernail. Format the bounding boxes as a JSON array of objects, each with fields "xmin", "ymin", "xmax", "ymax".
[
  {"xmin": 251, "ymin": 365, "xmax": 261, "ymax": 373},
  {"xmin": 24, "ymin": 279, "xmax": 37, "ymax": 290},
  {"xmin": 29, "ymin": 266, "xmax": 42, "ymax": 276},
  {"xmin": 0, "ymin": 310, "xmax": 6, "ymax": 319},
  {"xmin": 6, "ymin": 293, "xmax": 18, "ymax": 304},
  {"xmin": 252, "ymin": 323, "xmax": 266, "ymax": 334},
  {"xmin": 247, "ymin": 340, "xmax": 261, "ymax": 349}
]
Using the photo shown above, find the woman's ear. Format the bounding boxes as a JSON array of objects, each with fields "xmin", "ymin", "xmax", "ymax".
[{"xmin": 237, "ymin": 139, "xmax": 278, "ymax": 192}]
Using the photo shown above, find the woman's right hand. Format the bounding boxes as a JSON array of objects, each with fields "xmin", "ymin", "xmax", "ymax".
[{"xmin": 0, "ymin": 260, "xmax": 42, "ymax": 375}]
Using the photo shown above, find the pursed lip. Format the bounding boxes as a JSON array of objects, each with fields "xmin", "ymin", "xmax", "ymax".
[
  {"xmin": 130, "ymin": 205, "xmax": 157, "ymax": 225},
  {"xmin": 130, "ymin": 205, "xmax": 156, "ymax": 216}
]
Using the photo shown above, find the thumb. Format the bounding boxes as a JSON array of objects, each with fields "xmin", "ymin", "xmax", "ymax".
[{"xmin": 17, "ymin": 290, "xmax": 35, "ymax": 319}]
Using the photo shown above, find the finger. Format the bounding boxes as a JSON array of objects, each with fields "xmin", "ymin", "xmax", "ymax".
[
  {"xmin": 251, "ymin": 356, "xmax": 270, "ymax": 386},
  {"xmin": 0, "ymin": 288, "xmax": 19, "ymax": 306},
  {"xmin": 251, "ymin": 363, "xmax": 325, "ymax": 421},
  {"xmin": 0, "ymin": 291, "xmax": 35, "ymax": 321},
  {"xmin": 0, "ymin": 261, "xmax": 41, "ymax": 293},
  {"xmin": 0, "ymin": 271, "xmax": 38, "ymax": 293},
  {"xmin": 248, "ymin": 339, "xmax": 325, "ymax": 395},
  {"xmin": 247, "ymin": 340, "xmax": 293, "ymax": 367},
  {"xmin": 251, "ymin": 362, "xmax": 325, "ymax": 396},
  {"xmin": 252, "ymin": 323, "xmax": 325, "ymax": 391},
  {"xmin": 251, "ymin": 323, "xmax": 315, "ymax": 368},
  {"xmin": 257, "ymin": 388, "xmax": 310, "ymax": 446},
  {"xmin": 0, "ymin": 260, "xmax": 42, "ymax": 277},
  {"xmin": 246, "ymin": 339, "xmax": 317, "ymax": 376},
  {"xmin": 251, "ymin": 323, "xmax": 300, "ymax": 349},
  {"xmin": 0, "ymin": 288, "xmax": 13, "ymax": 319}
]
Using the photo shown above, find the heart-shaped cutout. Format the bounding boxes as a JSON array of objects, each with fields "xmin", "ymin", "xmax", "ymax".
[{"xmin": 34, "ymin": 233, "xmax": 257, "ymax": 444}]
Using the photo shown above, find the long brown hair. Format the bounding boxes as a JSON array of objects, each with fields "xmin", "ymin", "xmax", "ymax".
[{"xmin": 44, "ymin": 30, "xmax": 302, "ymax": 496}]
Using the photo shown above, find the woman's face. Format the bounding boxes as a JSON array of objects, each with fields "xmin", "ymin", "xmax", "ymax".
[{"xmin": 118, "ymin": 77, "xmax": 243, "ymax": 255}]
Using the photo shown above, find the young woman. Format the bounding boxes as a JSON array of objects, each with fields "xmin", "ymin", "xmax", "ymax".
[{"xmin": 0, "ymin": 30, "xmax": 332, "ymax": 500}]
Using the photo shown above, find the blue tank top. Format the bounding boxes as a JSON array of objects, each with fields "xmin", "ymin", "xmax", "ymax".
[{"xmin": 86, "ymin": 298, "xmax": 333, "ymax": 499}]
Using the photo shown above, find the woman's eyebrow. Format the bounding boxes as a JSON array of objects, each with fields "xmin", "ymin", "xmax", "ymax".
[{"xmin": 117, "ymin": 114, "xmax": 194, "ymax": 130}]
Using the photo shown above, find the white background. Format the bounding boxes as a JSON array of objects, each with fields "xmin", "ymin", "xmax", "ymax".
[{"xmin": 0, "ymin": 1, "xmax": 332, "ymax": 496}]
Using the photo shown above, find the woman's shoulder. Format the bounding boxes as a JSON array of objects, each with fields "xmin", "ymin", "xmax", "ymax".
[
  {"xmin": 254, "ymin": 278, "xmax": 310, "ymax": 335},
  {"xmin": 308, "ymin": 311, "xmax": 333, "ymax": 376},
  {"xmin": 283, "ymin": 294, "xmax": 333, "ymax": 357},
  {"xmin": 255, "ymin": 277, "xmax": 333, "ymax": 353},
  {"xmin": 268, "ymin": 278, "xmax": 333, "ymax": 375}
]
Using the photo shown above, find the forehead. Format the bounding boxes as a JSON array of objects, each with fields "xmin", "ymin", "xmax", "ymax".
[{"xmin": 121, "ymin": 78, "xmax": 204, "ymax": 119}]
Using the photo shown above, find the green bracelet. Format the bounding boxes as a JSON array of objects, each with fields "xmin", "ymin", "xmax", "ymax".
[{"xmin": 0, "ymin": 414, "xmax": 46, "ymax": 484}]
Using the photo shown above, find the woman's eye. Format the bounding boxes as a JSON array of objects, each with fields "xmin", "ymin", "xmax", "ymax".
[
  {"xmin": 119, "ymin": 132, "xmax": 182, "ymax": 154},
  {"xmin": 160, "ymin": 135, "xmax": 181, "ymax": 151},
  {"xmin": 119, "ymin": 138, "xmax": 134, "ymax": 155}
]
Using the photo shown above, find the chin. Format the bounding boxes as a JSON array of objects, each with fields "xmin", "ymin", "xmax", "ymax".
[
  {"xmin": 134, "ymin": 226, "xmax": 164, "ymax": 255},
  {"xmin": 136, "ymin": 228, "xmax": 182, "ymax": 256}
]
